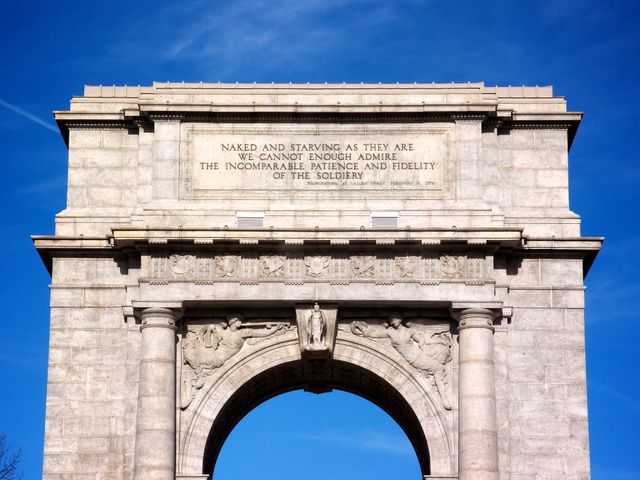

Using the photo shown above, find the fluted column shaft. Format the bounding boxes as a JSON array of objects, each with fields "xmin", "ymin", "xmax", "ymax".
[
  {"xmin": 134, "ymin": 308, "xmax": 177, "ymax": 480},
  {"xmin": 457, "ymin": 308, "xmax": 498, "ymax": 480}
]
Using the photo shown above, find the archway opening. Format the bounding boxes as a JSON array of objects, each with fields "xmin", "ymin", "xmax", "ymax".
[
  {"xmin": 214, "ymin": 389, "xmax": 422, "ymax": 480},
  {"xmin": 203, "ymin": 359, "xmax": 431, "ymax": 478}
]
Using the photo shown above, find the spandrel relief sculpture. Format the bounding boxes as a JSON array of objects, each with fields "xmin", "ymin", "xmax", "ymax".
[
  {"xmin": 350, "ymin": 313, "xmax": 452, "ymax": 410},
  {"xmin": 181, "ymin": 315, "xmax": 289, "ymax": 408}
]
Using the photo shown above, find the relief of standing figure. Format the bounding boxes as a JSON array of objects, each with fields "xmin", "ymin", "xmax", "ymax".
[
  {"xmin": 350, "ymin": 313, "xmax": 452, "ymax": 410},
  {"xmin": 306, "ymin": 302, "xmax": 326, "ymax": 350}
]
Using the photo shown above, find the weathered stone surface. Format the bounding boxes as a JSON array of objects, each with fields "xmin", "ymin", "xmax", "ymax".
[{"xmin": 35, "ymin": 83, "xmax": 600, "ymax": 479}]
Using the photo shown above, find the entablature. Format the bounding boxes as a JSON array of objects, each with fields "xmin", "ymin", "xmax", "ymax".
[{"xmin": 33, "ymin": 228, "xmax": 602, "ymax": 277}]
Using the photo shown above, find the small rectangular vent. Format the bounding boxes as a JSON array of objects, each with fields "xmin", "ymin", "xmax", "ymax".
[
  {"xmin": 236, "ymin": 212, "xmax": 264, "ymax": 228},
  {"xmin": 370, "ymin": 212, "xmax": 399, "ymax": 229}
]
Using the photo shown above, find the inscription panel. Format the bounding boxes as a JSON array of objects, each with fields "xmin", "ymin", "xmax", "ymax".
[{"xmin": 181, "ymin": 124, "xmax": 455, "ymax": 199}]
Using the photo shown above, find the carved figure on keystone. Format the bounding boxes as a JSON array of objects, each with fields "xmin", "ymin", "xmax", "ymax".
[
  {"xmin": 350, "ymin": 313, "xmax": 452, "ymax": 410},
  {"xmin": 306, "ymin": 303, "xmax": 326, "ymax": 350}
]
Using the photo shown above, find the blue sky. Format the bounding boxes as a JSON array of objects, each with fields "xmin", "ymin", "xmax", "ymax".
[{"xmin": 0, "ymin": 0, "xmax": 638, "ymax": 478}]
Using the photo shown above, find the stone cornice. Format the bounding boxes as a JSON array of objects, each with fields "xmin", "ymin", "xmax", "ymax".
[
  {"xmin": 109, "ymin": 226, "xmax": 525, "ymax": 245},
  {"xmin": 52, "ymin": 82, "xmax": 582, "ymax": 148},
  {"xmin": 32, "ymin": 230, "xmax": 602, "ymax": 275}
]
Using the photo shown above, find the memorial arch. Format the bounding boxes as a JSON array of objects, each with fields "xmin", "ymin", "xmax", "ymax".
[{"xmin": 36, "ymin": 83, "xmax": 600, "ymax": 479}]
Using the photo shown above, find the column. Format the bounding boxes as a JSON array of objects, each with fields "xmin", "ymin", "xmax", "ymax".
[
  {"xmin": 456, "ymin": 307, "xmax": 498, "ymax": 480},
  {"xmin": 134, "ymin": 308, "xmax": 178, "ymax": 480}
]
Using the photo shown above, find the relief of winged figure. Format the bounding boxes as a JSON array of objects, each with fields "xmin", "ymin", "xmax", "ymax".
[
  {"xmin": 350, "ymin": 313, "xmax": 452, "ymax": 410},
  {"xmin": 181, "ymin": 315, "xmax": 287, "ymax": 408}
]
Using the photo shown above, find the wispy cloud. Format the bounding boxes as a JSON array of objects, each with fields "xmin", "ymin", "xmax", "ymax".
[
  {"xmin": 166, "ymin": 0, "xmax": 390, "ymax": 59},
  {"xmin": 0, "ymin": 98, "xmax": 58, "ymax": 132},
  {"xmin": 292, "ymin": 428, "xmax": 414, "ymax": 457},
  {"xmin": 589, "ymin": 381, "xmax": 640, "ymax": 416},
  {"xmin": 584, "ymin": 275, "xmax": 640, "ymax": 326},
  {"xmin": 113, "ymin": 0, "xmax": 397, "ymax": 77},
  {"xmin": 16, "ymin": 174, "xmax": 67, "ymax": 195}
]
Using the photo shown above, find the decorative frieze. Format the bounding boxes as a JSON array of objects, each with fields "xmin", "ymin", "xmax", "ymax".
[
  {"xmin": 260, "ymin": 255, "xmax": 285, "ymax": 278},
  {"xmin": 305, "ymin": 256, "xmax": 330, "ymax": 278},
  {"xmin": 149, "ymin": 250, "xmax": 487, "ymax": 284},
  {"xmin": 215, "ymin": 255, "xmax": 238, "ymax": 278}
]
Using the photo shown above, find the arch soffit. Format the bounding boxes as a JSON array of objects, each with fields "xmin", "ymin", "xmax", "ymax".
[{"xmin": 178, "ymin": 331, "xmax": 454, "ymax": 476}]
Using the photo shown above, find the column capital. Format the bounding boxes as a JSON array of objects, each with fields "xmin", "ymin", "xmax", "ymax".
[
  {"xmin": 140, "ymin": 307, "xmax": 179, "ymax": 331},
  {"xmin": 451, "ymin": 307, "xmax": 498, "ymax": 331}
]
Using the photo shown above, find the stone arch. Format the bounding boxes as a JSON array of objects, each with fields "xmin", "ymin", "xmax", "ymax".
[{"xmin": 178, "ymin": 331, "xmax": 454, "ymax": 477}]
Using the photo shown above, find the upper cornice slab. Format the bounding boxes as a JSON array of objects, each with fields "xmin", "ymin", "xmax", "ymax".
[
  {"xmin": 33, "ymin": 230, "xmax": 601, "ymax": 277},
  {"xmin": 53, "ymin": 82, "xmax": 578, "ymax": 131}
]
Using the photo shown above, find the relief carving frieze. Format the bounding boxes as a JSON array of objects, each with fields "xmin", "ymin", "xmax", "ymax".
[
  {"xmin": 395, "ymin": 255, "xmax": 417, "ymax": 278},
  {"xmin": 305, "ymin": 256, "xmax": 330, "ymax": 277},
  {"xmin": 350, "ymin": 313, "xmax": 453, "ymax": 410},
  {"xmin": 215, "ymin": 255, "xmax": 239, "ymax": 278},
  {"xmin": 181, "ymin": 315, "xmax": 290, "ymax": 409},
  {"xmin": 149, "ymin": 250, "xmax": 487, "ymax": 284},
  {"xmin": 169, "ymin": 254, "xmax": 195, "ymax": 279},
  {"xmin": 261, "ymin": 255, "xmax": 285, "ymax": 277},
  {"xmin": 351, "ymin": 255, "xmax": 375, "ymax": 278},
  {"xmin": 440, "ymin": 254, "xmax": 465, "ymax": 279}
]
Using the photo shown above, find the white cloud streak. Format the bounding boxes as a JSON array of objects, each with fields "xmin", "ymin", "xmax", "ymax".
[
  {"xmin": 589, "ymin": 381, "xmax": 640, "ymax": 416},
  {"xmin": 16, "ymin": 174, "xmax": 67, "ymax": 195},
  {"xmin": 293, "ymin": 428, "xmax": 414, "ymax": 457},
  {"xmin": 0, "ymin": 98, "xmax": 58, "ymax": 132},
  {"xmin": 114, "ymin": 0, "xmax": 398, "ymax": 77}
]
